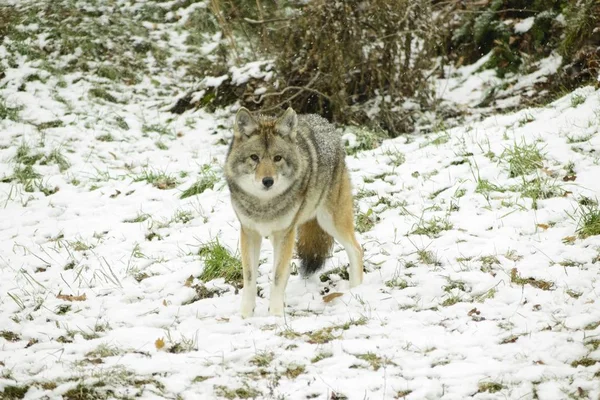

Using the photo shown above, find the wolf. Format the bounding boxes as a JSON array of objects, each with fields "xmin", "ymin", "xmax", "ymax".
[{"xmin": 224, "ymin": 106, "xmax": 363, "ymax": 317}]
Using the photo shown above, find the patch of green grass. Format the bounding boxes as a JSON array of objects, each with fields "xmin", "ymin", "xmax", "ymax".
[
  {"xmin": 571, "ymin": 357, "xmax": 598, "ymax": 368},
  {"xmin": 89, "ymin": 88, "xmax": 119, "ymax": 103},
  {"xmin": 14, "ymin": 143, "xmax": 43, "ymax": 166},
  {"xmin": 382, "ymin": 148, "xmax": 405, "ymax": 166},
  {"xmin": 114, "ymin": 116, "xmax": 129, "ymax": 130},
  {"xmin": 0, "ymin": 330, "xmax": 20, "ymax": 341},
  {"xmin": 40, "ymin": 148, "xmax": 70, "ymax": 171},
  {"xmin": 344, "ymin": 127, "xmax": 386, "ymax": 155},
  {"xmin": 417, "ymin": 250, "xmax": 441, "ymax": 266},
  {"xmin": 123, "ymin": 213, "xmax": 151, "ymax": 223},
  {"xmin": 172, "ymin": 209, "xmax": 194, "ymax": 224},
  {"xmin": 430, "ymin": 132, "xmax": 450, "ymax": 146},
  {"xmin": 63, "ymin": 383, "xmax": 103, "ymax": 400},
  {"xmin": 441, "ymin": 295, "xmax": 461, "ymax": 307},
  {"xmin": 478, "ymin": 382, "xmax": 504, "ymax": 393},
  {"xmin": 180, "ymin": 165, "xmax": 219, "ymax": 199},
  {"xmin": 306, "ymin": 318, "xmax": 366, "ymax": 344},
  {"xmin": 443, "ymin": 279, "xmax": 467, "ymax": 293},
  {"xmin": 567, "ymin": 133, "xmax": 594, "ymax": 143},
  {"xmin": 385, "ymin": 277, "xmax": 410, "ymax": 289},
  {"xmin": 155, "ymin": 141, "xmax": 168, "ymax": 150},
  {"xmin": 356, "ymin": 188, "xmax": 377, "ymax": 199},
  {"xmin": 319, "ymin": 266, "xmax": 350, "ymax": 283},
  {"xmin": 69, "ymin": 240, "xmax": 94, "ymax": 251},
  {"xmin": 480, "ymin": 255, "xmax": 500, "ymax": 272},
  {"xmin": 37, "ymin": 120, "xmax": 64, "ymax": 130},
  {"xmin": 518, "ymin": 113, "xmax": 535, "ymax": 127},
  {"xmin": 475, "ymin": 179, "xmax": 506, "ymax": 197},
  {"xmin": 133, "ymin": 169, "xmax": 179, "ymax": 190},
  {"xmin": 502, "ymin": 140, "xmax": 544, "ymax": 178},
  {"xmin": 142, "ymin": 123, "xmax": 173, "ymax": 136},
  {"xmin": 0, "ymin": 385, "xmax": 29, "ymax": 400},
  {"xmin": 514, "ymin": 176, "xmax": 563, "ymax": 210},
  {"xmin": 97, "ymin": 65, "xmax": 120, "ymax": 81},
  {"xmin": 249, "ymin": 351, "xmax": 274, "ymax": 367},
  {"xmin": 198, "ymin": 239, "xmax": 242, "ymax": 288},
  {"xmin": 0, "ymin": 99, "xmax": 22, "ymax": 121},
  {"xmin": 306, "ymin": 326, "xmax": 339, "ymax": 344},
  {"xmin": 411, "ymin": 216, "xmax": 452, "ymax": 238},
  {"xmin": 510, "ymin": 268, "xmax": 554, "ymax": 291},
  {"xmin": 575, "ymin": 203, "xmax": 600, "ymax": 238},
  {"xmin": 85, "ymin": 344, "xmax": 120, "ymax": 358},
  {"xmin": 355, "ymin": 208, "xmax": 377, "ymax": 233},
  {"xmin": 354, "ymin": 353, "xmax": 391, "ymax": 371},
  {"xmin": 284, "ymin": 364, "xmax": 306, "ymax": 379},
  {"xmin": 96, "ymin": 133, "xmax": 114, "ymax": 142},
  {"xmin": 214, "ymin": 384, "xmax": 260, "ymax": 399},
  {"xmin": 193, "ymin": 376, "xmax": 212, "ymax": 383},
  {"xmin": 311, "ymin": 351, "xmax": 333, "ymax": 363},
  {"xmin": 570, "ymin": 93, "xmax": 586, "ymax": 108}
]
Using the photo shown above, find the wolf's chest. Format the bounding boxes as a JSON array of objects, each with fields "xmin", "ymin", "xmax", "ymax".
[{"xmin": 234, "ymin": 204, "xmax": 299, "ymax": 237}]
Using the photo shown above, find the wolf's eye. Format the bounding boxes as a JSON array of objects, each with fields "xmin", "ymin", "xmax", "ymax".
[
  {"xmin": 274, "ymin": 155, "xmax": 282, "ymax": 162},
  {"xmin": 250, "ymin": 154, "xmax": 259, "ymax": 161}
]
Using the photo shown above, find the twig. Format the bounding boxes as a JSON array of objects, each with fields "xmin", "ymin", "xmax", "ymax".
[{"xmin": 243, "ymin": 17, "xmax": 292, "ymax": 24}]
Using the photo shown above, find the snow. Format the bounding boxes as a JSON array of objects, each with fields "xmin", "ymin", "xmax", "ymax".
[
  {"xmin": 1, "ymin": 5, "xmax": 600, "ymax": 400},
  {"xmin": 514, "ymin": 17, "xmax": 535, "ymax": 34}
]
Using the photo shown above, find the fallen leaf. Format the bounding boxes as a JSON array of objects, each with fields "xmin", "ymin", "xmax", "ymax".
[
  {"xmin": 323, "ymin": 292, "xmax": 344, "ymax": 303},
  {"xmin": 537, "ymin": 223, "xmax": 550, "ymax": 230},
  {"xmin": 155, "ymin": 337, "xmax": 165, "ymax": 350},
  {"xmin": 184, "ymin": 275, "xmax": 194, "ymax": 287},
  {"xmin": 467, "ymin": 308, "xmax": 480, "ymax": 316},
  {"xmin": 562, "ymin": 174, "xmax": 577, "ymax": 182},
  {"xmin": 56, "ymin": 292, "xmax": 87, "ymax": 302},
  {"xmin": 562, "ymin": 236, "xmax": 576, "ymax": 244},
  {"xmin": 162, "ymin": 299, "xmax": 168, "ymax": 307},
  {"xmin": 541, "ymin": 168, "xmax": 556, "ymax": 177},
  {"xmin": 110, "ymin": 190, "xmax": 121, "ymax": 198},
  {"xmin": 216, "ymin": 317, "xmax": 230, "ymax": 323}
]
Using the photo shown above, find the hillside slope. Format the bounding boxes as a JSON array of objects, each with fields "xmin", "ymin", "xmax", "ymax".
[{"xmin": 1, "ymin": 1, "xmax": 600, "ymax": 399}]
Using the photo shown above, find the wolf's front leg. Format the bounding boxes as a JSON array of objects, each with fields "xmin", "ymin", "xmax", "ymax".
[
  {"xmin": 268, "ymin": 229, "xmax": 295, "ymax": 316},
  {"xmin": 240, "ymin": 226, "xmax": 262, "ymax": 318}
]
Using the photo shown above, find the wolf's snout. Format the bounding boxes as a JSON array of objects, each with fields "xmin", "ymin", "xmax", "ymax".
[{"xmin": 262, "ymin": 177, "xmax": 274, "ymax": 188}]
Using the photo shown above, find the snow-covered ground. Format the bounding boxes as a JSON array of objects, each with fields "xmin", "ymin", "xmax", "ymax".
[{"xmin": 1, "ymin": 2, "xmax": 600, "ymax": 399}]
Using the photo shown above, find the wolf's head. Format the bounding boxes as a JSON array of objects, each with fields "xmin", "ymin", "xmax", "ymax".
[{"xmin": 225, "ymin": 107, "xmax": 301, "ymax": 199}]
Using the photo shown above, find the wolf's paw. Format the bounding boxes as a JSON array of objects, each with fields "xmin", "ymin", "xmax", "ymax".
[{"xmin": 240, "ymin": 302, "xmax": 255, "ymax": 318}]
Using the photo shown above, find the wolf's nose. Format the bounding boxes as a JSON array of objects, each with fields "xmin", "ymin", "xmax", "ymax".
[{"xmin": 262, "ymin": 177, "xmax": 274, "ymax": 188}]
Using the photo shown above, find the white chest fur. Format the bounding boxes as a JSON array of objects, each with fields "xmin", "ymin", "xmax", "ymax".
[{"xmin": 234, "ymin": 203, "xmax": 300, "ymax": 237}]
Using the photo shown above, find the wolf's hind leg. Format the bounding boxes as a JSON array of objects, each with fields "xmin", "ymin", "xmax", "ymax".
[
  {"xmin": 317, "ymin": 174, "xmax": 363, "ymax": 288},
  {"xmin": 268, "ymin": 229, "xmax": 296, "ymax": 316},
  {"xmin": 240, "ymin": 226, "xmax": 262, "ymax": 318}
]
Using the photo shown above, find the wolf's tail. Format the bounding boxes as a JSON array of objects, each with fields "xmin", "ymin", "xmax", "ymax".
[{"xmin": 297, "ymin": 219, "xmax": 334, "ymax": 276}]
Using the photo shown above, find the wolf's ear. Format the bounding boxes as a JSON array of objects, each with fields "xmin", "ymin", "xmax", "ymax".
[
  {"xmin": 275, "ymin": 107, "xmax": 298, "ymax": 140},
  {"xmin": 234, "ymin": 107, "xmax": 258, "ymax": 139}
]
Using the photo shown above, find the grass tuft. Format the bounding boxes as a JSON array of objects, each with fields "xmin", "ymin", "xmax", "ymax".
[
  {"xmin": 411, "ymin": 216, "xmax": 452, "ymax": 238},
  {"xmin": 478, "ymin": 382, "xmax": 504, "ymax": 393},
  {"xmin": 133, "ymin": 169, "xmax": 179, "ymax": 190},
  {"xmin": 180, "ymin": 165, "xmax": 219, "ymax": 199},
  {"xmin": 1, "ymin": 385, "xmax": 29, "ymax": 400},
  {"xmin": 502, "ymin": 141, "xmax": 544, "ymax": 178},
  {"xmin": 575, "ymin": 202, "xmax": 600, "ymax": 238},
  {"xmin": 198, "ymin": 239, "xmax": 242, "ymax": 288},
  {"xmin": 249, "ymin": 351, "xmax": 274, "ymax": 367}
]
